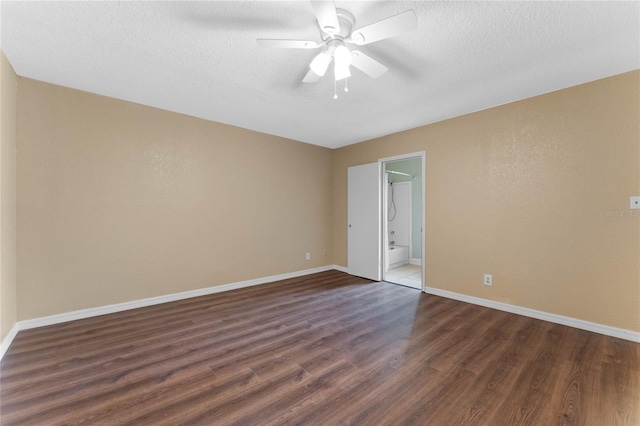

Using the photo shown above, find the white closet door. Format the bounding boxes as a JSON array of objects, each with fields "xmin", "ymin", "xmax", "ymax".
[{"xmin": 348, "ymin": 163, "xmax": 381, "ymax": 281}]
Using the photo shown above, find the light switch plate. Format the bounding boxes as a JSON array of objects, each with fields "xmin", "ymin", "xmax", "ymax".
[{"xmin": 631, "ymin": 196, "xmax": 640, "ymax": 210}]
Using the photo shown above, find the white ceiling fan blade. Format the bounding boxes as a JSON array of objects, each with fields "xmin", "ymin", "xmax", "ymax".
[
  {"xmin": 350, "ymin": 10, "xmax": 417, "ymax": 46},
  {"xmin": 257, "ymin": 39, "xmax": 320, "ymax": 49},
  {"xmin": 302, "ymin": 69, "xmax": 321, "ymax": 83},
  {"xmin": 310, "ymin": 0, "xmax": 340, "ymax": 35},
  {"xmin": 351, "ymin": 51, "xmax": 388, "ymax": 79}
]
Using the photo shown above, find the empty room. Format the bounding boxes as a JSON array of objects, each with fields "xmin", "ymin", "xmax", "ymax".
[{"xmin": 1, "ymin": 1, "xmax": 639, "ymax": 425}]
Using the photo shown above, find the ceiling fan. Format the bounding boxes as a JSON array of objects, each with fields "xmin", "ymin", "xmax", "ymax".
[{"xmin": 257, "ymin": 1, "xmax": 417, "ymax": 93}]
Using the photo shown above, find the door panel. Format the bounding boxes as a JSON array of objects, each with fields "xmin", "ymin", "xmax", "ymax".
[{"xmin": 348, "ymin": 163, "xmax": 381, "ymax": 281}]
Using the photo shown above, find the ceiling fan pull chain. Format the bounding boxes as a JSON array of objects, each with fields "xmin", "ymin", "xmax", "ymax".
[
  {"xmin": 334, "ymin": 79, "xmax": 338, "ymax": 99},
  {"xmin": 344, "ymin": 78, "xmax": 349, "ymax": 92}
]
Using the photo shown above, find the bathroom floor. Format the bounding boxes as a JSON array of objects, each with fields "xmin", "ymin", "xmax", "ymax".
[{"xmin": 384, "ymin": 264, "xmax": 422, "ymax": 289}]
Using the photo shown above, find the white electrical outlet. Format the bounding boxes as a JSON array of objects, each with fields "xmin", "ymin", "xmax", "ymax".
[
  {"xmin": 484, "ymin": 274, "xmax": 493, "ymax": 286},
  {"xmin": 631, "ymin": 196, "xmax": 640, "ymax": 210},
  {"xmin": 305, "ymin": 252, "xmax": 311, "ymax": 261}
]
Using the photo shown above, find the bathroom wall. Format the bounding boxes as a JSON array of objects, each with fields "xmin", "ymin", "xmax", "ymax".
[
  {"xmin": 387, "ymin": 181, "xmax": 411, "ymax": 250},
  {"xmin": 386, "ymin": 158, "xmax": 422, "ymax": 260}
]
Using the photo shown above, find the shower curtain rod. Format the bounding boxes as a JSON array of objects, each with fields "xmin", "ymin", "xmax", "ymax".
[{"xmin": 386, "ymin": 170, "xmax": 415, "ymax": 179}]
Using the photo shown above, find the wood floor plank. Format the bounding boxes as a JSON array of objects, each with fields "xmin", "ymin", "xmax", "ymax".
[
  {"xmin": 1, "ymin": 270, "xmax": 638, "ymax": 425},
  {"xmin": 497, "ymin": 323, "xmax": 571, "ymax": 425}
]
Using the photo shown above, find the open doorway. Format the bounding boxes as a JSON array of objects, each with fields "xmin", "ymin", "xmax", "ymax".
[{"xmin": 381, "ymin": 154, "xmax": 424, "ymax": 289}]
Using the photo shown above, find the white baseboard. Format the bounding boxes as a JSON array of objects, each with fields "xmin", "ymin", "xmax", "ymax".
[
  {"xmin": 423, "ymin": 286, "xmax": 640, "ymax": 343},
  {"xmin": 0, "ymin": 323, "xmax": 20, "ymax": 360},
  {"xmin": 333, "ymin": 264, "xmax": 348, "ymax": 273},
  {"xmin": 6, "ymin": 266, "xmax": 634, "ymax": 362},
  {"xmin": 409, "ymin": 258, "xmax": 422, "ymax": 266},
  {"xmin": 0, "ymin": 265, "xmax": 337, "ymax": 361}
]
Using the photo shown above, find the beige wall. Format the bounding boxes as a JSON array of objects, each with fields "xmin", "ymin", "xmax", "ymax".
[
  {"xmin": 334, "ymin": 70, "xmax": 640, "ymax": 333},
  {"xmin": 0, "ymin": 50, "xmax": 18, "ymax": 341},
  {"xmin": 17, "ymin": 78, "xmax": 334, "ymax": 320},
  {"xmin": 8, "ymin": 58, "xmax": 639, "ymax": 335}
]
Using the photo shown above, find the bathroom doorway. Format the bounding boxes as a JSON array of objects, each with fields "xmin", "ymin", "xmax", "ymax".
[{"xmin": 381, "ymin": 154, "xmax": 424, "ymax": 289}]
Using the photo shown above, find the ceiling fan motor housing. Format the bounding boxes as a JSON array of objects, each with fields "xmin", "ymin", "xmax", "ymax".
[{"xmin": 321, "ymin": 8, "xmax": 355, "ymax": 40}]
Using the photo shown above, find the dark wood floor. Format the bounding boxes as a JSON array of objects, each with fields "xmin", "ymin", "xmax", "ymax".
[{"xmin": 1, "ymin": 270, "xmax": 639, "ymax": 425}]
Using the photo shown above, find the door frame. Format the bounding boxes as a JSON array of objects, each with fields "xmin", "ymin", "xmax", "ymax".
[{"xmin": 379, "ymin": 151, "xmax": 426, "ymax": 290}]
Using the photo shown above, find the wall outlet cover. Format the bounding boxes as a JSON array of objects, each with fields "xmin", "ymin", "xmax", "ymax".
[
  {"xmin": 631, "ymin": 196, "xmax": 640, "ymax": 210},
  {"xmin": 484, "ymin": 274, "xmax": 493, "ymax": 286},
  {"xmin": 305, "ymin": 252, "xmax": 311, "ymax": 261}
]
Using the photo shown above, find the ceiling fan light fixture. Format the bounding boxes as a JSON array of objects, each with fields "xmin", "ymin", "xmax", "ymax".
[
  {"xmin": 334, "ymin": 45, "xmax": 352, "ymax": 68},
  {"xmin": 334, "ymin": 62, "xmax": 351, "ymax": 81},
  {"xmin": 309, "ymin": 51, "xmax": 332, "ymax": 76}
]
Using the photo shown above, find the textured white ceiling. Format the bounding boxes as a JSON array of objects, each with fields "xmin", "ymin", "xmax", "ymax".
[{"xmin": 1, "ymin": 1, "xmax": 639, "ymax": 148}]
